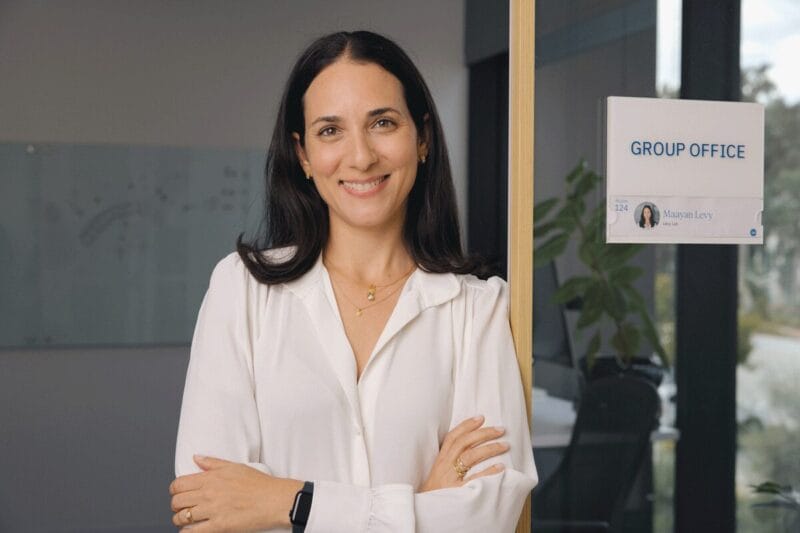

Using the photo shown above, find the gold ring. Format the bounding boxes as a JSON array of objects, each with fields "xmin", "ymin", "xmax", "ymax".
[
  {"xmin": 453, "ymin": 457, "xmax": 469, "ymax": 479},
  {"xmin": 185, "ymin": 508, "xmax": 193, "ymax": 524}
]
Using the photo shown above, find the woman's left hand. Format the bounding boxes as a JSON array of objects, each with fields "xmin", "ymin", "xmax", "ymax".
[
  {"xmin": 169, "ymin": 455, "xmax": 303, "ymax": 532},
  {"xmin": 419, "ymin": 416, "xmax": 509, "ymax": 492}
]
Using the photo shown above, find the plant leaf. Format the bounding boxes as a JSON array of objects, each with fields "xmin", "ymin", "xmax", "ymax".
[
  {"xmin": 577, "ymin": 305, "xmax": 603, "ymax": 330},
  {"xmin": 550, "ymin": 204, "xmax": 579, "ymax": 233},
  {"xmin": 565, "ymin": 161, "xmax": 587, "ymax": 183},
  {"xmin": 579, "ymin": 203, "xmax": 606, "ymax": 243},
  {"xmin": 751, "ymin": 482, "xmax": 791, "ymax": 495},
  {"xmin": 534, "ymin": 220, "xmax": 561, "ymax": 239},
  {"xmin": 534, "ymin": 233, "xmax": 569, "ymax": 267},
  {"xmin": 602, "ymin": 284, "xmax": 627, "ymax": 322},
  {"xmin": 578, "ymin": 236, "xmax": 604, "ymax": 268},
  {"xmin": 571, "ymin": 169, "xmax": 601, "ymax": 200},
  {"xmin": 622, "ymin": 285, "xmax": 646, "ymax": 309},
  {"xmin": 534, "ymin": 198, "xmax": 559, "ymax": 224},
  {"xmin": 610, "ymin": 265, "xmax": 644, "ymax": 285},
  {"xmin": 583, "ymin": 215, "xmax": 603, "ymax": 244},
  {"xmin": 598, "ymin": 244, "xmax": 643, "ymax": 271},
  {"xmin": 577, "ymin": 284, "xmax": 604, "ymax": 329},
  {"xmin": 553, "ymin": 276, "xmax": 595, "ymax": 304},
  {"xmin": 610, "ymin": 322, "xmax": 640, "ymax": 362},
  {"xmin": 586, "ymin": 202, "xmax": 606, "ymax": 234}
]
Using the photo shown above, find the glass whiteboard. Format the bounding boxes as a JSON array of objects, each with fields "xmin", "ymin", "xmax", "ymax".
[{"xmin": 0, "ymin": 142, "xmax": 265, "ymax": 348}]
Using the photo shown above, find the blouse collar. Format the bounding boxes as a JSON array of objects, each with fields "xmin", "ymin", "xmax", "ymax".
[
  {"xmin": 281, "ymin": 251, "xmax": 462, "ymax": 310},
  {"xmin": 279, "ymin": 251, "xmax": 462, "ymax": 417}
]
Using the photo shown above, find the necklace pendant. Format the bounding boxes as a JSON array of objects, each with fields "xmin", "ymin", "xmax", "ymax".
[
  {"xmin": 367, "ymin": 285, "xmax": 376, "ymax": 302},
  {"xmin": 356, "ymin": 308, "xmax": 363, "ymax": 317}
]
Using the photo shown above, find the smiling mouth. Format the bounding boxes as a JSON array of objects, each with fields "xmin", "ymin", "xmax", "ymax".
[{"xmin": 339, "ymin": 175, "xmax": 389, "ymax": 193}]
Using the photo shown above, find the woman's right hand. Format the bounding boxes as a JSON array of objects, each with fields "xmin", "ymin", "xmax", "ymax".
[{"xmin": 419, "ymin": 415, "xmax": 509, "ymax": 492}]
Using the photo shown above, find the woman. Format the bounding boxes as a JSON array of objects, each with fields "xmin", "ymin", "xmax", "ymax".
[
  {"xmin": 170, "ymin": 31, "xmax": 537, "ymax": 532},
  {"xmin": 639, "ymin": 204, "xmax": 656, "ymax": 228}
]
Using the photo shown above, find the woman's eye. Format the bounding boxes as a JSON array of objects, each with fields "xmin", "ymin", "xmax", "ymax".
[
  {"xmin": 374, "ymin": 118, "xmax": 396, "ymax": 129},
  {"xmin": 318, "ymin": 126, "xmax": 338, "ymax": 137}
]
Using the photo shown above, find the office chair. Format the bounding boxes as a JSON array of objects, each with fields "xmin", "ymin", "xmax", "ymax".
[{"xmin": 531, "ymin": 375, "xmax": 661, "ymax": 532}]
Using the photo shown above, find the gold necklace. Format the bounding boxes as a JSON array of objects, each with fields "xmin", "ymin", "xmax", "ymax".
[
  {"xmin": 325, "ymin": 262, "xmax": 416, "ymax": 302},
  {"xmin": 329, "ymin": 271, "xmax": 411, "ymax": 317}
]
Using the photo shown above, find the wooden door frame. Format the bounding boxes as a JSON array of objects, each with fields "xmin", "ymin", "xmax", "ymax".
[{"xmin": 509, "ymin": 0, "xmax": 534, "ymax": 531}]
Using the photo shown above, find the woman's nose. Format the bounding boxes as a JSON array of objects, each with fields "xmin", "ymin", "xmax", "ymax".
[{"xmin": 348, "ymin": 131, "xmax": 378, "ymax": 171}]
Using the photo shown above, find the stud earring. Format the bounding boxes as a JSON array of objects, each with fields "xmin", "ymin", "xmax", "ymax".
[{"xmin": 419, "ymin": 155, "xmax": 427, "ymax": 164}]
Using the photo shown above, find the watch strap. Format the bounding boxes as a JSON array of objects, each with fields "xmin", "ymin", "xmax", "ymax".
[{"xmin": 290, "ymin": 481, "xmax": 314, "ymax": 533}]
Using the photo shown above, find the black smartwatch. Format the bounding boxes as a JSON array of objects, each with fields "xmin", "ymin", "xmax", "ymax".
[{"xmin": 289, "ymin": 481, "xmax": 314, "ymax": 533}]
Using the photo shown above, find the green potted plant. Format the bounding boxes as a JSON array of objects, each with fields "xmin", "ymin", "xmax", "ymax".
[
  {"xmin": 534, "ymin": 161, "xmax": 669, "ymax": 380},
  {"xmin": 751, "ymin": 482, "xmax": 800, "ymax": 532}
]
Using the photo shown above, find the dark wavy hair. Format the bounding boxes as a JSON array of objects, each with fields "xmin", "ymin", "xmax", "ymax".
[
  {"xmin": 236, "ymin": 30, "xmax": 487, "ymax": 283},
  {"xmin": 638, "ymin": 204, "xmax": 655, "ymax": 228}
]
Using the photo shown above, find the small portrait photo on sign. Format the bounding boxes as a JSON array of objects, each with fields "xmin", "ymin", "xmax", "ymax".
[{"xmin": 635, "ymin": 202, "xmax": 660, "ymax": 229}]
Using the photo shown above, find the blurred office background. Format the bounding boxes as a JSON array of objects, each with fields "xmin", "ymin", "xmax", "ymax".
[
  {"xmin": 1, "ymin": 1, "xmax": 798, "ymax": 532},
  {"xmin": 0, "ymin": 2, "xmax": 468, "ymax": 531}
]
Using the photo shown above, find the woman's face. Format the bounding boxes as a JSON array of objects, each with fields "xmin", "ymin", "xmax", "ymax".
[
  {"xmin": 643, "ymin": 206, "xmax": 652, "ymax": 221},
  {"xmin": 294, "ymin": 59, "xmax": 427, "ymax": 233}
]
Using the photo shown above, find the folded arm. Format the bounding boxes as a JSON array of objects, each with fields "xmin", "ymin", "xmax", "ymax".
[
  {"xmin": 175, "ymin": 260, "xmax": 536, "ymax": 532},
  {"xmin": 306, "ymin": 278, "xmax": 538, "ymax": 532}
]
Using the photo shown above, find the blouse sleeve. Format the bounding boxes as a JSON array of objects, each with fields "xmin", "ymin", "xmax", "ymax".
[
  {"xmin": 175, "ymin": 254, "xmax": 271, "ymax": 477},
  {"xmin": 305, "ymin": 277, "xmax": 538, "ymax": 533}
]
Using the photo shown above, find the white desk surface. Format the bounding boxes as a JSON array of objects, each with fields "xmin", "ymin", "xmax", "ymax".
[{"xmin": 531, "ymin": 387, "xmax": 679, "ymax": 449}]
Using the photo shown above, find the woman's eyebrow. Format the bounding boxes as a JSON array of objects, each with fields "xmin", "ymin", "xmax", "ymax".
[
  {"xmin": 310, "ymin": 108, "xmax": 400, "ymax": 126},
  {"xmin": 310, "ymin": 115, "xmax": 340, "ymax": 126},
  {"xmin": 367, "ymin": 107, "xmax": 401, "ymax": 117}
]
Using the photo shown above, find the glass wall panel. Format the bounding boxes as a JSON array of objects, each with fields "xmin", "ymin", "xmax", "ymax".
[
  {"xmin": 652, "ymin": 2, "xmax": 681, "ymax": 531},
  {"xmin": 531, "ymin": 2, "xmax": 675, "ymax": 532},
  {"xmin": 737, "ymin": 1, "xmax": 800, "ymax": 531}
]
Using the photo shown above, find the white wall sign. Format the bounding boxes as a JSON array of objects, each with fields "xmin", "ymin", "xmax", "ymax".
[{"xmin": 606, "ymin": 96, "xmax": 764, "ymax": 244}]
